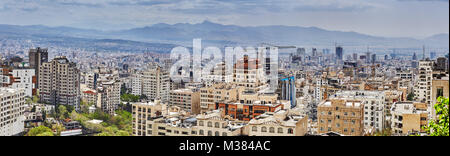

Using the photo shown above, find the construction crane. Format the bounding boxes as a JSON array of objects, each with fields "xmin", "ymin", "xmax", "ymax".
[{"xmin": 259, "ymin": 43, "xmax": 296, "ymax": 49}]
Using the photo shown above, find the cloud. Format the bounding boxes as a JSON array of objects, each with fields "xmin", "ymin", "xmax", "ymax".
[{"xmin": 0, "ymin": 0, "xmax": 447, "ymax": 37}]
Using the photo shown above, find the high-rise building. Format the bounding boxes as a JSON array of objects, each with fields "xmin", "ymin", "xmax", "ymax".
[
  {"xmin": 0, "ymin": 88, "xmax": 26, "ymax": 136},
  {"xmin": 29, "ymin": 47, "xmax": 48, "ymax": 89},
  {"xmin": 132, "ymin": 65, "xmax": 170, "ymax": 102},
  {"xmin": 0, "ymin": 67, "xmax": 36, "ymax": 97},
  {"xmin": 39, "ymin": 56, "xmax": 81, "ymax": 110},
  {"xmin": 412, "ymin": 53, "xmax": 417, "ymax": 61},
  {"xmin": 335, "ymin": 46, "xmax": 343, "ymax": 61},
  {"xmin": 430, "ymin": 52, "xmax": 436, "ymax": 60},
  {"xmin": 317, "ymin": 99, "xmax": 364, "ymax": 136},
  {"xmin": 233, "ymin": 55, "xmax": 265, "ymax": 91},
  {"xmin": 280, "ymin": 76, "xmax": 296, "ymax": 109},
  {"xmin": 97, "ymin": 79, "xmax": 121, "ymax": 115},
  {"xmin": 371, "ymin": 54, "xmax": 376, "ymax": 64},
  {"xmin": 352, "ymin": 53, "xmax": 358, "ymax": 61},
  {"xmin": 414, "ymin": 60, "xmax": 433, "ymax": 107},
  {"xmin": 312, "ymin": 48, "xmax": 317, "ymax": 57}
]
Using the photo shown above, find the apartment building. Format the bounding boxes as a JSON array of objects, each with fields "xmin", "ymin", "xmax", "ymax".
[
  {"xmin": 28, "ymin": 47, "xmax": 48, "ymax": 89},
  {"xmin": 0, "ymin": 88, "xmax": 26, "ymax": 136},
  {"xmin": 132, "ymin": 101, "xmax": 165, "ymax": 136},
  {"xmin": 244, "ymin": 109, "xmax": 308, "ymax": 136},
  {"xmin": 233, "ymin": 55, "xmax": 266, "ymax": 92},
  {"xmin": 332, "ymin": 91, "xmax": 385, "ymax": 132},
  {"xmin": 199, "ymin": 83, "xmax": 243, "ymax": 113},
  {"xmin": 132, "ymin": 65, "xmax": 170, "ymax": 102},
  {"xmin": 81, "ymin": 89, "xmax": 98, "ymax": 106},
  {"xmin": 414, "ymin": 60, "xmax": 433, "ymax": 106},
  {"xmin": 390, "ymin": 101, "xmax": 428, "ymax": 135},
  {"xmin": 39, "ymin": 56, "xmax": 80, "ymax": 110},
  {"xmin": 317, "ymin": 99, "xmax": 364, "ymax": 136},
  {"xmin": 146, "ymin": 110, "xmax": 245, "ymax": 136},
  {"xmin": 169, "ymin": 88, "xmax": 200, "ymax": 115},
  {"xmin": 215, "ymin": 100, "xmax": 285, "ymax": 121},
  {"xmin": 395, "ymin": 70, "xmax": 414, "ymax": 80},
  {"xmin": 431, "ymin": 74, "xmax": 449, "ymax": 119},
  {"xmin": 97, "ymin": 79, "xmax": 121, "ymax": 115},
  {"xmin": 196, "ymin": 110, "xmax": 245, "ymax": 136},
  {"xmin": 0, "ymin": 67, "xmax": 36, "ymax": 97}
]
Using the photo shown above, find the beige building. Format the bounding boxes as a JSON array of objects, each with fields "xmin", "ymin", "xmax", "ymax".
[
  {"xmin": 133, "ymin": 65, "xmax": 170, "ymax": 102},
  {"xmin": 132, "ymin": 101, "xmax": 165, "ymax": 136},
  {"xmin": 244, "ymin": 109, "xmax": 308, "ymax": 136},
  {"xmin": 196, "ymin": 110, "xmax": 245, "ymax": 136},
  {"xmin": 414, "ymin": 60, "xmax": 433, "ymax": 106},
  {"xmin": 0, "ymin": 88, "xmax": 26, "ymax": 136},
  {"xmin": 169, "ymin": 88, "xmax": 200, "ymax": 114},
  {"xmin": 81, "ymin": 89, "xmax": 98, "ymax": 106},
  {"xmin": 145, "ymin": 110, "xmax": 244, "ymax": 136},
  {"xmin": 431, "ymin": 74, "xmax": 449, "ymax": 119},
  {"xmin": 390, "ymin": 101, "xmax": 428, "ymax": 135},
  {"xmin": 317, "ymin": 99, "xmax": 364, "ymax": 136},
  {"xmin": 233, "ymin": 55, "xmax": 266, "ymax": 92},
  {"xmin": 199, "ymin": 83, "xmax": 243, "ymax": 113},
  {"xmin": 332, "ymin": 91, "xmax": 386, "ymax": 132},
  {"xmin": 97, "ymin": 79, "xmax": 121, "ymax": 115},
  {"xmin": 39, "ymin": 56, "xmax": 80, "ymax": 110}
]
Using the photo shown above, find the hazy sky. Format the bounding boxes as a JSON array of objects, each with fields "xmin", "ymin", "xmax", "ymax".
[{"xmin": 0, "ymin": 0, "xmax": 448, "ymax": 38}]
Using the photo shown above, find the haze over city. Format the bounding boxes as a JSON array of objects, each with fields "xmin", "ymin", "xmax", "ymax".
[{"xmin": 0, "ymin": 0, "xmax": 448, "ymax": 38}]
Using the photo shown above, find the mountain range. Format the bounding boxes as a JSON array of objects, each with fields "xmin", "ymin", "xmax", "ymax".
[{"xmin": 1, "ymin": 21, "xmax": 448, "ymax": 52}]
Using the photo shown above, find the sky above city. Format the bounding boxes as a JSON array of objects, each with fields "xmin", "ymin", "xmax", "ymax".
[{"xmin": 0, "ymin": 0, "xmax": 448, "ymax": 38}]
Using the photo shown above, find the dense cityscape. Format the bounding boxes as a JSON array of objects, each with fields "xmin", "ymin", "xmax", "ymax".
[
  {"xmin": 1, "ymin": 40, "xmax": 448, "ymax": 136},
  {"xmin": 0, "ymin": 0, "xmax": 449, "ymax": 137}
]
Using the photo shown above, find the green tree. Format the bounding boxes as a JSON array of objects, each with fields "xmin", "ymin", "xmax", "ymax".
[
  {"xmin": 58, "ymin": 105, "xmax": 68, "ymax": 120},
  {"xmin": 96, "ymin": 132, "xmax": 113, "ymax": 136},
  {"xmin": 52, "ymin": 124, "xmax": 65, "ymax": 136},
  {"xmin": 116, "ymin": 130, "xmax": 130, "ymax": 136},
  {"xmin": 423, "ymin": 97, "xmax": 449, "ymax": 136},
  {"xmin": 26, "ymin": 125, "xmax": 54, "ymax": 136},
  {"xmin": 36, "ymin": 132, "xmax": 55, "ymax": 136},
  {"xmin": 407, "ymin": 93, "xmax": 415, "ymax": 101}
]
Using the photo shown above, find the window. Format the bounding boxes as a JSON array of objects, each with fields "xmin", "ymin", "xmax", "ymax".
[
  {"xmin": 207, "ymin": 121, "xmax": 212, "ymax": 127},
  {"xmin": 278, "ymin": 128, "xmax": 283, "ymax": 133},
  {"xmin": 215, "ymin": 131, "xmax": 220, "ymax": 136},
  {"xmin": 222, "ymin": 132, "xmax": 227, "ymax": 136},
  {"xmin": 199, "ymin": 121, "xmax": 204, "ymax": 126},
  {"xmin": 437, "ymin": 88, "xmax": 444, "ymax": 98},
  {"xmin": 199, "ymin": 130, "xmax": 204, "ymax": 135},
  {"xmin": 215, "ymin": 122, "xmax": 220, "ymax": 128},
  {"xmin": 261, "ymin": 127, "xmax": 267, "ymax": 132},
  {"xmin": 208, "ymin": 131, "xmax": 212, "ymax": 136},
  {"xmin": 269, "ymin": 127, "xmax": 275, "ymax": 133},
  {"xmin": 252, "ymin": 126, "xmax": 257, "ymax": 132},
  {"xmin": 288, "ymin": 128, "xmax": 293, "ymax": 134}
]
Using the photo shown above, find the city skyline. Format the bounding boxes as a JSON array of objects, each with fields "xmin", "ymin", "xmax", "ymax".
[{"xmin": 0, "ymin": 0, "xmax": 448, "ymax": 38}]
